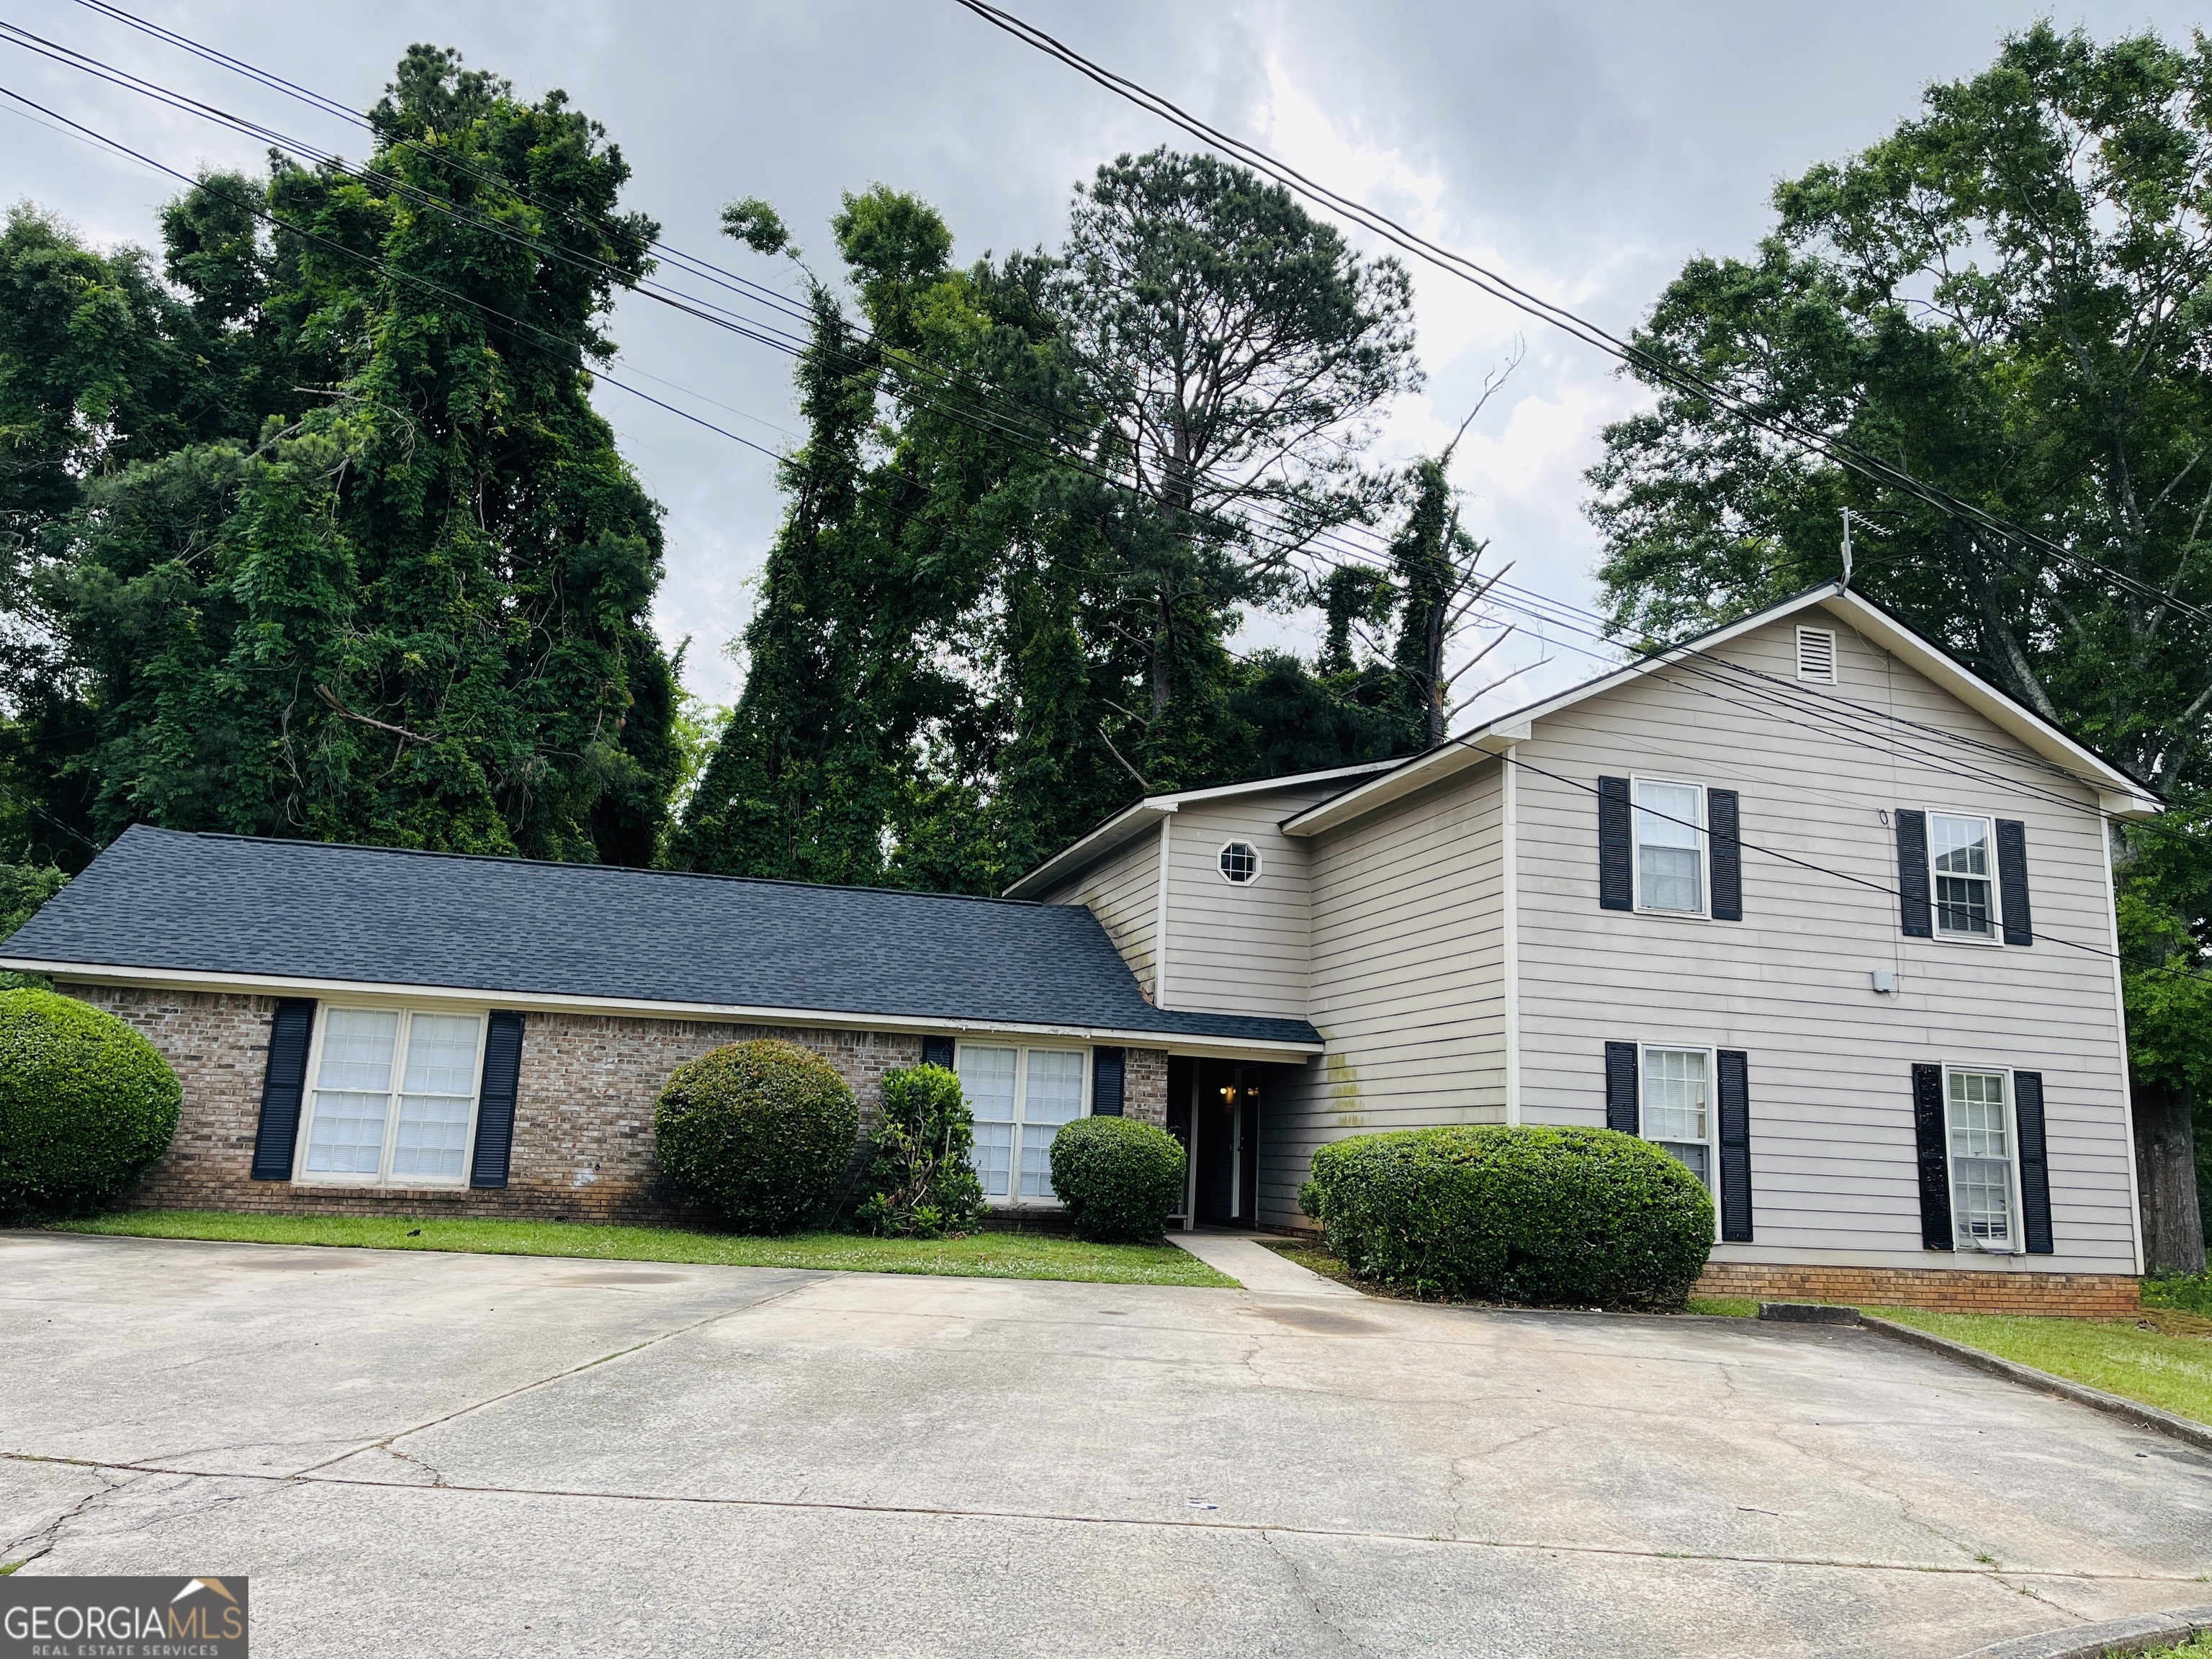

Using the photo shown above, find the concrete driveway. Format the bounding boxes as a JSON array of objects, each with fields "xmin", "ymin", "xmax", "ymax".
[{"xmin": 2, "ymin": 1231, "xmax": 2208, "ymax": 1658}]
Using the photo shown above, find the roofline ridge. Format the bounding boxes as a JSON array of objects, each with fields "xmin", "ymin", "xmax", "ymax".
[{"xmin": 145, "ymin": 827, "xmax": 1053, "ymax": 910}]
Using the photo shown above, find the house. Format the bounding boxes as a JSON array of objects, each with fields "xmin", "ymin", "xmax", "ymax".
[
  {"xmin": 0, "ymin": 831, "xmax": 1318, "ymax": 1221},
  {"xmin": 1004, "ymin": 584, "xmax": 2157, "ymax": 1315},
  {"xmin": 1, "ymin": 583, "xmax": 2159, "ymax": 1314}
]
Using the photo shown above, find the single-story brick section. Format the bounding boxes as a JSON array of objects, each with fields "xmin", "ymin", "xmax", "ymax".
[{"xmin": 5, "ymin": 827, "xmax": 1317, "ymax": 1225}]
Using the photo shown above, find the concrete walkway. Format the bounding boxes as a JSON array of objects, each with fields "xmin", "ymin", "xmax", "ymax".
[
  {"xmin": 1170, "ymin": 1228, "xmax": 1366, "ymax": 1296},
  {"xmin": 4, "ymin": 1230, "xmax": 2208, "ymax": 1658}
]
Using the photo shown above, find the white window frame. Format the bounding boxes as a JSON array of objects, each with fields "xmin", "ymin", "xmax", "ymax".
[
  {"xmin": 1637, "ymin": 1043, "xmax": 1717, "ymax": 1218},
  {"xmin": 1795, "ymin": 626, "xmax": 1838, "ymax": 684},
  {"xmin": 1941, "ymin": 1063, "xmax": 2021, "ymax": 1254},
  {"xmin": 953, "ymin": 1040, "xmax": 1093, "ymax": 1207},
  {"xmin": 1922, "ymin": 807, "xmax": 2003, "ymax": 946},
  {"xmin": 1215, "ymin": 840, "xmax": 1264, "ymax": 885},
  {"xmin": 1629, "ymin": 774, "xmax": 1709, "ymax": 919},
  {"xmin": 292, "ymin": 1000, "xmax": 487, "ymax": 1189}
]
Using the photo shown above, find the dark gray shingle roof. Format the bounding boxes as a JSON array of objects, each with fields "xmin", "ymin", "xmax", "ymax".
[{"xmin": 4, "ymin": 827, "xmax": 1317, "ymax": 1046}]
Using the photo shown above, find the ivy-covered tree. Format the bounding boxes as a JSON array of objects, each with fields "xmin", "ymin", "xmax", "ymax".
[{"xmin": 0, "ymin": 46, "xmax": 678, "ymax": 865}]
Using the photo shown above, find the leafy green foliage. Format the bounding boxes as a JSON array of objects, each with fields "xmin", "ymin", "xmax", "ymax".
[
  {"xmin": 0, "ymin": 988, "xmax": 180, "ymax": 1221},
  {"xmin": 852, "ymin": 1063, "xmax": 984, "ymax": 1239},
  {"xmin": 1, "ymin": 47, "xmax": 678, "ymax": 867},
  {"xmin": 653, "ymin": 1040, "xmax": 860, "ymax": 1233},
  {"xmin": 2145, "ymin": 1272, "xmax": 2212, "ymax": 1316},
  {"xmin": 675, "ymin": 153, "xmax": 1434, "ymax": 891},
  {"xmin": 0, "ymin": 863, "xmax": 66, "ymax": 991},
  {"xmin": 1305, "ymin": 1125, "xmax": 1715, "ymax": 1309},
  {"xmin": 1590, "ymin": 24, "xmax": 2212, "ymax": 793},
  {"xmin": 1048, "ymin": 1115, "xmax": 1187, "ymax": 1242}
]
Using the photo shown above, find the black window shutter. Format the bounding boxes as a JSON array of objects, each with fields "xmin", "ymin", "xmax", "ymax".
[
  {"xmin": 1092, "ymin": 1047, "xmax": 1125, "ymax": 1116},
  {"xmin": 1598, "ymin": 776, "xmax": 1633, "ymax": 911},
  {"xmin": 1716, "ymin": 1048, "xmax": 1752, "ymax": 1242},
  {"xmin": 2014, "ymin": 1070, "xmax": 2054, "ymax": 1254},
  {"xmin": 249, "ymin": 998, "xmax": 317, "ymax": 1180},
  {"xmin": 1995, "ymin": 819, "xmax": 2033, "ymax": 947},
  {"xmin": 1604, "ymin": 1041, "xmax": 1640, "ymax": 1133},
  {"xmin": 921, "ymin": 1035, "xmax": 956, "ymax": 1069},
  {"xmin": 469, "ymin": 1011, "xmax": 526, "ymax": 1190},
  {"xmin": 1708, "ymin": 788, "xmax": 1743, "ymax": 922},
  {"xmin": 1895, "ymin": 810, "xmax": 1933, "ymax": 938},
  {"xmin": 1911, "ymin": 1062, "xmax": 1953, "ymax": 1249}
]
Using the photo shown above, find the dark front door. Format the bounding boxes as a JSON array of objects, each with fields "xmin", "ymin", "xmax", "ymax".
[{"xmin": 1195, "ymin": 1061, "xmax": 1258, "ymax": 1226}]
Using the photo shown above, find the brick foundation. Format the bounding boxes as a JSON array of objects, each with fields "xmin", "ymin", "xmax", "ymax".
[
  {"xmin": 1694, "ymin": 1260, "xmax": 2141, "ymax": 1318},
  {"xmin": 67, "ymin": 984, "xmax": 1172, "ymax": 1227}
]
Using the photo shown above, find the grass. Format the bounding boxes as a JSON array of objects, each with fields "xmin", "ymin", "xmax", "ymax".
[
  {"xmin": 2144, "ymin": 1636, "xmax": 2212, "ymax": 1659},
  {"xmin": 50, "ymin": 1209, "xmax": 1238, "ymax": 1288},
  {"xmin": 1865, "ymin": 1305, "xmax": 2212, "ymax": 1427},
  {"xmin": 2146, "ymin": 1272, "xmax": 2212, "ymax": 1317},
  {"xmin": 1686, "ymin": 1296, "xmax": 1758, "ymax": 1318}
]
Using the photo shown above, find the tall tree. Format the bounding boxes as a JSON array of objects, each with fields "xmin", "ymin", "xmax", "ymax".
[
  {"xmin": 1054, "ymin": 148, "xmax": 1421, "ymax": 790},
  {"xmin": 0, "ymin": 47, "xmax": 678, "ymax": 864}
]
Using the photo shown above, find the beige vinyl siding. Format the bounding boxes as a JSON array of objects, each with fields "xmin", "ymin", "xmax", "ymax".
[
  {"xmin": 1033, "ymin": 824, "xmax": 1161, "ymax": 998},
  {"xmin": 1159, "ymin": 783, "xmax": 1345, "ymax": 1018},
  {"xmin": 1514, "ymin": 612, "xmax": 2137, "ymax": 1272},
  {"xmin": 1259, "ymin": 763, "xmax": 1508, "ymax": 1226}
]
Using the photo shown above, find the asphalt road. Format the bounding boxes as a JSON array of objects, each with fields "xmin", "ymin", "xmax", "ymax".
[{"xmin": 3, "ymin": 1230, "xmax": 2208, "ymax": 1657}]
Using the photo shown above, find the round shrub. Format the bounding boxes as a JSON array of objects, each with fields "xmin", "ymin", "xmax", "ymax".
[
  {"xmin": 654, "ymin": 1040, "xmax": 859, "ymax": 1233},
  {"xmin": 1048, "ymin": 1116, "xmax": 1187, "ymax": 1242},
  {"xmin": 0, "ymin": 988, "xmax": 181, "ymax": 1221},
  {"xmin": 1305, "ymin": 1125, "xmax": 1714, "ymax": 1309}
]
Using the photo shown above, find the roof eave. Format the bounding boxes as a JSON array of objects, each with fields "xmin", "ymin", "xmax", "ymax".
[{"xmin": 6, "ymin": 958, "xmax": 1326, "ymax": 1058}]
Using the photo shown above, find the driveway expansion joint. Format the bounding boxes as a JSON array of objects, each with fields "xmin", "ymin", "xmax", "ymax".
[{"xmin": 1, "ymin": 1449, "xmax": 2200, "ymax": 1588}]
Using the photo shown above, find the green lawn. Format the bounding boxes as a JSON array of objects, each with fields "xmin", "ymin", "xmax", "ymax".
[
  {"xmin": 51, "ymin": 1209, "xmax": 1238, "ymax": 1288},
  {"xmin": 2147, "ymin": 1636, "xmax": 2212, "ymax": 1658},
  {"xmin": 1865, "ymin": 1306, "xmax": 2212, "ymax": 1427}
]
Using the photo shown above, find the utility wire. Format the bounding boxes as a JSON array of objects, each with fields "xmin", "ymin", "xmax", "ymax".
[
  {"xmin": 5, "ymin": 29, "xmax": 2158, "ymax": 823},
  {"xmin": 949, "ymin": 0, "xmax": 2212, "ymax": 632}
]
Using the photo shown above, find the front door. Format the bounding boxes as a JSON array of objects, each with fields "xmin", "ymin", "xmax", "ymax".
[{"xmin": 1194, "ymin": 1061, "xmax": 1259, "ymax": 1226}]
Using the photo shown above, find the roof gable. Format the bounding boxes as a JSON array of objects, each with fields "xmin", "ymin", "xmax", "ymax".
[{"xmin": 1281, "ymin": 584, "xmax": 2160, "ymax": 837}]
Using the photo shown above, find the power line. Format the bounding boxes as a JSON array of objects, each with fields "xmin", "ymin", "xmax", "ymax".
[
  {"xmin": 5, "ymin": 27, "xmax": 2157, "ymax": 824},
  {"xmin": 948, "ymin": 0, "xmax": 2212, "ymax": 634}
]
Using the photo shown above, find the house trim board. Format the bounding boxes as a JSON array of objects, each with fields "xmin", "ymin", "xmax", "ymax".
[
  {"xmin": 7, "ymin": 958, "xmax": 1324, "ymax": 1059},
  {"xmin": 1155, "ymin": 815, "xmax": 1172, "ymax": 1010},
  {"xmin": 2098, "ymin": 822, "xmax": 2149, "ymax": 1275},
  {"xmin": 1502, "ymin": 745, "xmax": 1521, "ymax": 1126}
]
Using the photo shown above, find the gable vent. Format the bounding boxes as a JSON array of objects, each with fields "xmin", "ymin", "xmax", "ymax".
[{"xmin": 1795, "ymin": 626, "xmax": 1837, "ymax": 683}]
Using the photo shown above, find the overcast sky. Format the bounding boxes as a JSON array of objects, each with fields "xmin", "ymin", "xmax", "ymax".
[{"xmin": 8, "ymin": 0, "xmax": 2206, "ymax": 711}]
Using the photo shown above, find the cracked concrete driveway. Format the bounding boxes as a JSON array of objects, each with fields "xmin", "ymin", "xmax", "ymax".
[{"xmin": 3, "ymin": 1231, "xmax": 2208, "ymax": 1657}]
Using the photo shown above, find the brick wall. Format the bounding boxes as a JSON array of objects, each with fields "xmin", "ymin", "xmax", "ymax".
[
  {"xmin": 1124, "ymin": 1047, "xmax": 1169, "ymax": 1125},
  {"xmin": 66, "ymin": 984, "xmax": 919, "ymax": 1225},
  {"xmin": 1694, "ymin": 1260, "xmax": 2141, "ymax": 1319},
  {"xmin": 67, "ymin": 984, "xmax": 1175, "ymax": 1227}
]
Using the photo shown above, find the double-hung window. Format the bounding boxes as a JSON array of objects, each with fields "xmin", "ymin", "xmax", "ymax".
[
  {"xmin": 1633, "ymin": 778, "xmax": 1705, "ymax": 914},
  {"xmin": 956, "ymin": 1043, "xmax": 1089, "ymax": 1202},
  {"xmin": 1946, "ymin": 1067, "xmax": 2015, "ymax": 1249},
  {"xmin": 1640, "ymin": 1046, "xmax": 1712, "ymax": 1190},
  {"xmin": 299, "ymin": 1007, "xmax": 484, "ymax": 1185},
  {"xmin": 1930, "ymin": 814, "xmax": 1996, "ymax": 940}
]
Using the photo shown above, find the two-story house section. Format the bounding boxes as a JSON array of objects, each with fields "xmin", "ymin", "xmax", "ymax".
[{"xmin": 1007, "ymin": 583, "xmax": 2161, "ymax": 1313}]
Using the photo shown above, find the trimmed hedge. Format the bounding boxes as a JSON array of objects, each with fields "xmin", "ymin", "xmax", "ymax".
[
  {"xmin": 1303, "ymin": 1125, "xmax": 1714, "ymax": 1309},
  {"xmin": 654, "ymin": 1040, "xmax": 859, "ymax": 1233},
  {"xmin": 852, "ymin": 1063, "xmax": 985, "ymax": 1239},
  {"xmin": 0, "ymin": 988, "xmax": 181, "ymax": 1221},
  {"xmin": 1049, "ymin": 1116, "xmax": 1186, "ymax": 1242}
]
